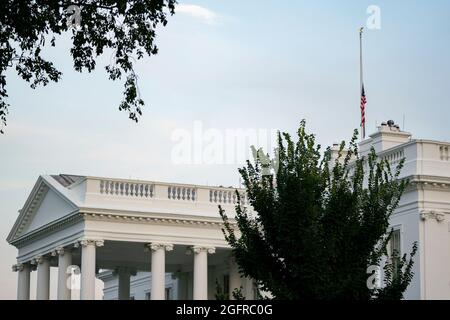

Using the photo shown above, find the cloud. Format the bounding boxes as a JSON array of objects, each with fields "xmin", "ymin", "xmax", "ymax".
[{"xmin": 176, "ymin": 4, "xmax": 218, "ymax": 25}]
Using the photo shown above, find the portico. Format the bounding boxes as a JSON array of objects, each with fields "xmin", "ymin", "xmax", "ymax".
[{"xmin": 8, "ymin": 175, "xmax": 251, "ymax": 300}]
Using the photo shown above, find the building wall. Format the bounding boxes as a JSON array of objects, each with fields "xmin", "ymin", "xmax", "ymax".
[
  {"xmin": 389, "ymin": 189, "xmax": 421, "ymax": 300},
  {"xmin": 102, "ymin": 272, "xmax": 177, "ymax": 300},
  {"xmin": 364, "ymin": 124, "xmax": 450, "ymax": 300},
  {"xmin": 419, "ymin": 187, "xmax": 450, "ymax": 299}
]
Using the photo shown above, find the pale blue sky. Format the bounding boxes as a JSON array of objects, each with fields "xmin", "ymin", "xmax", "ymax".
[{"xmin": 1, "ymin": 1, "xmax": 449, "ymax": 298}]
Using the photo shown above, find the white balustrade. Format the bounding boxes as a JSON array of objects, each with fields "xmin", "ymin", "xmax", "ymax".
[
  {"xmin": 381, "ymin": 149, "xmax": 405, "ymax": 167},
  {"xmin": 209, "ymin": 188, "xmax": 247, "ymax": 205},
  {"xmin": 100, "ymin": 180, "xmax": 154, "ymax": 198},
  {"xmin": 167, "ymin": 186, "xmax": 197, "ymax": 201},
  {"xmin": 439, "ymin": 145, "xmax": 449, "ymax": 161},
  {"xmin": 96, "ymin": 179, "xmax": 248, "ymax": 206}
]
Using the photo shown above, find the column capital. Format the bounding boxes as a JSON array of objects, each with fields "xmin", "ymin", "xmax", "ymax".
[
  {"xmin": 31, "ymin": 255, "xmax": 47, "ymax": 265},
  {"xmin": 12, "ymin": 263, "xmax": 24, "ymax": 272},
  {"xmin": 79, "ymin": 239, "xmax": 104, "ymax": 247},
  {"xmin": 189, "ymin": 246, "xmax": 216, "ymax": 255},
  {"xmin": 51, "ymin": 246, "xmax": 66, "ymax": 257},
  {"xmin": 113, "ymin": 266, "xmax": 137, "ymax": 277},
  {"xmin": 145, "ymin": 243, "xmax": 173, "ymax": 252},
  {"xmin": 420, "ymin": 210, "xmax": 445, "ymax": 222}
]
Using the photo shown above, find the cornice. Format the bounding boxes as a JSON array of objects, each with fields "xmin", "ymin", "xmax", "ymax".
[
  {"xmin": 7, "ymin": 179, "xmax": 49, "ymax": 242},
  {"xmin": 9, "ymin": 208, "xmax": 237, "ymax": 249},
  {"xmin": 9, "ymin": 212, "xmax": 83, "ymax": 248},
  {"xmin": 80, "ymin": 210, "xmax": 234, "ymax": 228},
  {"xmin": 405, "ymin": 175, "xmax": 450, "ymax": 190},
  {"xmin": 8, "ymin": 175, "xmax": 81, "ymax": 243}
]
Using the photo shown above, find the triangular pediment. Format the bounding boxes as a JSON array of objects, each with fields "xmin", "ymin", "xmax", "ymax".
[{"xmin": 7, "ymin": 176, "xmax": 78, "ymax": 243}]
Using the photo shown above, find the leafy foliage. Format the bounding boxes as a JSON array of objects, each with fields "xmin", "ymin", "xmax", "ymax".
[
  {"xmin": 214, "ymin": 280, "xmax": 247, "ymax": 300},
  {"xmin": 214, "ymin": 279, "xmax": 229, "ymax": 300},
  {"xmin": 376, "ymin": 242, "xmax": 418, "ymax": 300},
  {"xmin": 220, "ymin": 120, "xmax": 417, "ymax": 300},
  {"xmin": 0, "ymin": 0, "xmax": 177, "ymax": 133},
  {"xmin": 231, "ymin": 286, "xmax": 246, "ymax": 300}
]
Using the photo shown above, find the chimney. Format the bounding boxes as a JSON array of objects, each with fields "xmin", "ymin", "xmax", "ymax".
[
  {"xmin": 328, "ymin": 142, "xmax": 355, "ymax": 171},
  {"xmin": 359, "ymin": 120, "xmax": 411, "ymax": 156},
  {"xmin": 329, "ymin": 143, "xmax": 341, "ymax": 160}
]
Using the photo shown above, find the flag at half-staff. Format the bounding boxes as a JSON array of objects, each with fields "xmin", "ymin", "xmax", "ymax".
[
  {"xmin": 360, "ymin": 83, "xmax": 366, "ymax": 138},
  {"xmin": 359, "ymin": 27, "xmax": 367, "ymax": 139}
]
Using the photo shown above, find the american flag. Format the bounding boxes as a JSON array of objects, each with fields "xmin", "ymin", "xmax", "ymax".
[{"xmin": 360, "ymin": 84, "xmax": 366, "ymax": 138}]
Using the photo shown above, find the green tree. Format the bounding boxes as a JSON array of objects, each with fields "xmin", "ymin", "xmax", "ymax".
[
  {"xmin": 214, "ymin": 279, "xmax": 229, "ymax": 300},
  {"xmin": 220, "ymin": 120, "xmax": 417, "ymax": 300},
  {"xmin": 0, "ymin": 0, "xmax": 177, "ymax": 133}
]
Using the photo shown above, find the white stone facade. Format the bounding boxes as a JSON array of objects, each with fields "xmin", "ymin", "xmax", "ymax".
[{"xmin": 352, "ymin": 121, "xmax": 449, "ymax": 299}]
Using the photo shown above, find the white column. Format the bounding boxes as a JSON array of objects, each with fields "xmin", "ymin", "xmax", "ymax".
[
  {"xmin": 148, "ymin": 243, "xmax": 173, "ymax": 300},
  {"xmin": 35, "ymin": 255, "xmax": 50, "ymax": 300},
  {"xmin": 54, "ymin": 246, "xmax": 72, "ymax": 300},
  {"xmin": 80, "ymin": 239, "xmax": 103, "ymax": 300},
  {"xmin": 229, "ymin": 256, "xmax": 242, "ymax": 300},
  {"xmin": 13, "ymin": 263, "xmax": 31, "ymax": 300},
  {"xmin": 192, "ymin": 246, "xmax": 215, "ymax": 300}
]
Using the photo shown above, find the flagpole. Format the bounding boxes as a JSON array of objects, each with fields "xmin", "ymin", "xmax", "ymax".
[{"xmin": 359, "ymin": 27, "xmax": 365, "ymax": 140}]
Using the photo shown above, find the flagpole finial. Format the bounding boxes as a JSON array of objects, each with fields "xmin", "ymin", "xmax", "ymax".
[{"xmin": 359, "ymin": 27, "xmax": 364, "ymax": 35}]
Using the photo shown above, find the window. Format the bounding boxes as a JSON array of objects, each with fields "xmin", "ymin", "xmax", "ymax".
[
  {"xmin": 165, "ymin": 288, "xmax": 172, "ymax": 300},
  {"xmin": 223, "ymin": 275, "xmax": 230, "ymax": 296},
  {"xmin": 390, "ymin": 229, "xmax": 401, "ymax": 277},
  {"xmin": 390, "ymin": 229, "xmax": 401, "ymax": 256}
]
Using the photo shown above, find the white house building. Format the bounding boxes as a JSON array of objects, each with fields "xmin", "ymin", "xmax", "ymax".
[
  {"xmin": 7, "ymin": 121, "xmax": 450, "ymax": 300},
  {"xmin": 7, "ymin": 173, "xmax": 255, "ymax": 300}
]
